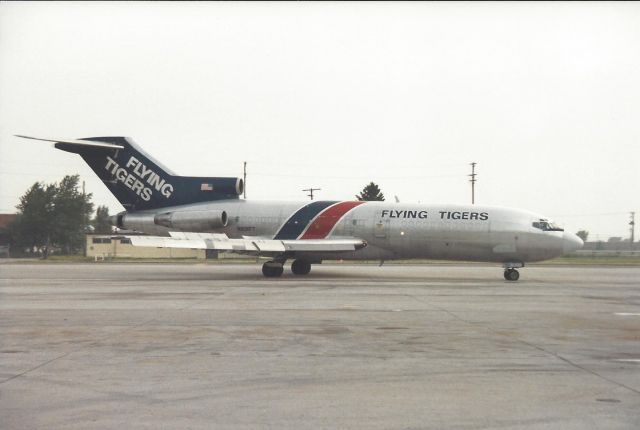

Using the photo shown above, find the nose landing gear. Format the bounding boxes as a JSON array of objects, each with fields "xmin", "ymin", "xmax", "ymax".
[
  {"xmin": 502, "ymin": 262, "xmax": 524, "ymax": 282},
  {"xmin": 503, "ymin": 268, "xmax": 520, "ymax": 281}
]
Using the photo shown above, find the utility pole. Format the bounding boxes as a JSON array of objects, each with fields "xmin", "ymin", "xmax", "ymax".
[
  {"xmin": 303, "ymin": 188, "xmax": 321, "ymax": 200},
  {"xmin": 243, "ymin": 161, "xmax": 247, "ymax": 199},
  {"xmin": 630, "ymin": 212, "xmax": 636, "ymax": 244},
  {"xmin": 469, "ymin": 162, "xmax": 477, "ymax": 205}
]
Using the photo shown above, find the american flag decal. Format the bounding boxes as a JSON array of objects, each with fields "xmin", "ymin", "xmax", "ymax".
[{"xmin": 200, "ymin": 183, "xmax": 214, "ymax": 191}]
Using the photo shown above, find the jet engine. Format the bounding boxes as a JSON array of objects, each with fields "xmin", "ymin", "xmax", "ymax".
[
  {"xmin": 110, "ymin": 212, "xmax": 156, "ymax": 232},
  {"xmin": 153, "ymin": 210, "xmax": 228, "ymax": 231}
]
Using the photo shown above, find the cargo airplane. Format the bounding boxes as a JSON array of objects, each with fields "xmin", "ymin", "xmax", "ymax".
[{"xmin": 17, "ymin": 135, "xmax": 583, "ymax": 281}]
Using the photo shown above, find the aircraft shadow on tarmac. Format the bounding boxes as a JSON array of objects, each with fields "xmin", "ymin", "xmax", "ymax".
[{"xmin": 124, "ymin": 265, "xmax": 499, "ymax": 284}]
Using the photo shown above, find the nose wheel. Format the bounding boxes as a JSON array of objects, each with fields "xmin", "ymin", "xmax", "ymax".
[
  {"xmin": 503, "ymin": 268, "xmax": 520, "ymax": 281},
  {"xmin": 502, "ymin": 262, "xmax": 524, "ymax": 282}
]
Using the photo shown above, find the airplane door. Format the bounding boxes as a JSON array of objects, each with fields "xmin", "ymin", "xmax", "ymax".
[{"xmin": 374, "ymin": 219, "xmax": 389, "ymax": 238}]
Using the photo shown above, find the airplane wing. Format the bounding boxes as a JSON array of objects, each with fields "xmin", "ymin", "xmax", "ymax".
[{"xmin": 127, "ymin": 232, "xmax": 366, "ymax": 256}]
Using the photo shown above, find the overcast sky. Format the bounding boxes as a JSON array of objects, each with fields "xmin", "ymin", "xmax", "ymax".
[{"xmin": 1, "ymin": 2, "xmax": 639, "ymax": 240}]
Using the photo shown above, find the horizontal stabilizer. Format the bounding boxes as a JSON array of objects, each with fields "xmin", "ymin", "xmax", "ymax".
[{"xmin": 15, "ymin": 135, "xmax": 124, "ymax": 149}]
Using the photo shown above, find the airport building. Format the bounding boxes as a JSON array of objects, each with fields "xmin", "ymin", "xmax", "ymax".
[
  {"xmin": 0, "ymin": 213, "xmax": 17, "ymax": 257},
  {"xmin": 86, "ymin": 234, "xmax": 206, "ymax": 260},
  {"xmin": 85, "ymin": 234, "xmax": 248, "ymax": 260}
]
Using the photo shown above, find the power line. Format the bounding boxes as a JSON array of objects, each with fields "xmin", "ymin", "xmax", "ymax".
[
  {"xmin": 0, "ymin": 169, "xmax": 467, "ymax": 180},
  {"xmin": 172, "ymin": 159, "xmax": 468, "ymax": 170},
  {"xmin": 549, "ymin": 211, "xmax": 631, "ymax": 217},
  {"xmin": 247, "ymin": 172, "xmax": 465, "ymax": 180}
]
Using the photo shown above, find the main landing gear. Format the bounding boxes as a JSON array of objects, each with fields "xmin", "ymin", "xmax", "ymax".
[
  {"xmin": 291, "ymin": 259, "xmax": 311, "ymax": 275},
  {"xmin": 503, "ymin": 262, "xmax": 524, "ymax": 282},
  {"xmin": 261, "ymin": 259, "xmax": 312, "ymax": 277},
  {"xmin": 262, "ymin": 261, "xmax": 284, "ymax": 277}
]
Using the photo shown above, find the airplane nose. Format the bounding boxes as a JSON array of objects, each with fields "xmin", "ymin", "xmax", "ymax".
[{"xmin": 562, "ymin": 232, "xmax": 584, "ymax": 254}]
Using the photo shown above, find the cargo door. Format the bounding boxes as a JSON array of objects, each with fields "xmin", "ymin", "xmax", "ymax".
[{"xmin": 374, "ymin": 219, "xmax": 389, "ymax": 239}]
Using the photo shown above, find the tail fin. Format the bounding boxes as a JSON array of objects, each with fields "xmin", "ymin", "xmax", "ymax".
[{"xmin": 16, "ymin": 135, "xmax": 243, "ymax": 211}]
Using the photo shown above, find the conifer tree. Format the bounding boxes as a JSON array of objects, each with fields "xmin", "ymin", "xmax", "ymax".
[{"xmin": 355, "ymin": 182, "xmax": 385, "ymax": 201}]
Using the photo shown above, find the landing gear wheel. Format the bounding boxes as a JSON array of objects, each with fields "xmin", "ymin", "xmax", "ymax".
[
  {"xmin": 504, "ymin": 269, "xmax": 520, "ymax": 282},
  {"xmin": 262, "ymin": 261, "xmax": 284, "ymax": 277},
  {"xmin": 291, "ymin": 259, "xmax": 311, "ymax": 275}
]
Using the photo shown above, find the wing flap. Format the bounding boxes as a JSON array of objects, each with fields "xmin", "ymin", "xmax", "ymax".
[
  {"xmin": 281, "ymin": 239, "xmax": 365, "ymax": 252},
  {"xmin": 251, "ymin": 240, "xmax": 287, "ymax": 252},
  {"xmin": 129, "ymin": 236, "xmax": 209, "ymax": 250}
]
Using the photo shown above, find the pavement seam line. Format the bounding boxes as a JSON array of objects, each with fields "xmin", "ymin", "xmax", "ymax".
[
  {"xmin": 405, "ymin": 293, "xmax": 640, "ymax": 397},
  {"xmin": 0, "ymin": 351, "xmax": 73, "ymax": 385},
  {"xmin": 0, "ymin": 291, "xmax": 219, "ymax": 386}
]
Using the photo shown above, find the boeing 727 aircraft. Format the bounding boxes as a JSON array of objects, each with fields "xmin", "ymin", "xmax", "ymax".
[{"xmin": 17, "ymin": 135, "xmax": 583, "ymax": 280}]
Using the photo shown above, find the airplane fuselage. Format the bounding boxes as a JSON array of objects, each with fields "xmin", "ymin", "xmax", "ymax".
[
  {"xmin": 18, "ymin": 134, "xmax": 583, "ymax": 280},
  {"xmin": 118, "ymin": 200, "xmax": 582, "ymax": 264}
]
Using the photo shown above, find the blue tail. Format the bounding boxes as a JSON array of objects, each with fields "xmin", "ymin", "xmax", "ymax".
[{"xmin": 55, "ymin": 136, "xmax": 243, "ymax": 211}]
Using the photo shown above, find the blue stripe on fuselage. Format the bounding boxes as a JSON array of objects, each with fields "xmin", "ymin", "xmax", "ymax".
[{"xmin": 274, "ymin": 200, "xmax": 338, "ymax": 240}]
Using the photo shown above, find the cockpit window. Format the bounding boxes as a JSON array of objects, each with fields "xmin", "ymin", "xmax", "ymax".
[
  {"xmin": 547, "ymin": 221, "xmax": 564, "ymax": 231},
  {"xmin": 532, "ymin": 219, "xmax": 564, "ymax": 232}
]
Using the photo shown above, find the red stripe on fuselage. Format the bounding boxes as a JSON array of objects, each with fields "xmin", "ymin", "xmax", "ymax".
[{"xmin": 300, "ymin": 201, "xmax": 366, "ymax": 239}]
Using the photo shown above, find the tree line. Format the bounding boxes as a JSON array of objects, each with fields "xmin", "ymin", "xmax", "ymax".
[
  {"xmin": 2, "ymin": 175, "xmax": 111, "ymax": 258},
  {"xmin": 3, "ymin": 175, "xmax": 594, "ymax": 259},
  {"xmin": 4, "ymin": 174, "xmax": 597, "ymax": 260},
  {"xmin": 1, "ymin": 176, "xmax": 387, "ymax": 258}
]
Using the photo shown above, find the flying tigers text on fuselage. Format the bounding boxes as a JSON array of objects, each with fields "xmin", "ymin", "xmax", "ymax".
[{"xmin": 380, "ymin": 209, "xmax": 489, "ymax": 221}]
